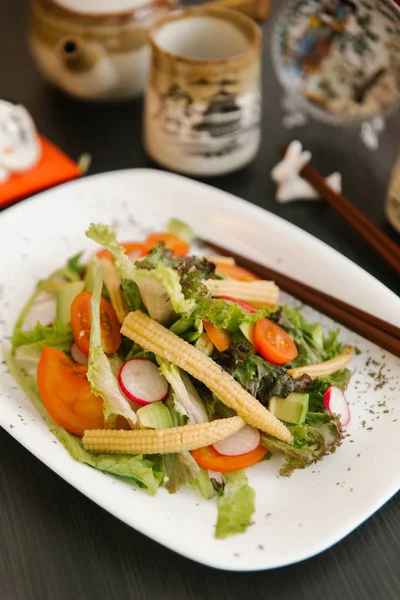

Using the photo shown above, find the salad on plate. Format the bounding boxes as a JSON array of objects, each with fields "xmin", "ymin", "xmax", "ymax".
[{"xmin": 4, "ymin": 219, "xmax": 355, "ymax": 539}]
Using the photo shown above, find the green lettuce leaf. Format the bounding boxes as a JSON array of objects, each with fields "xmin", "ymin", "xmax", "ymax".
[
  {"xmin": 84, "ymin": 254, "xmax": 100, "ymax": 292},
  {"xmin": 160, "ymin": 452, "xmax": 200, "ymax": 494},
  {"xmin": 214, "ymin": 341, "xmax": 310, "ymax": 402},
  {"xmin": 87, "ymin": 266, "xmax": 137, "ymax": 427},
  {"xmin": 323, "ymin": 329, "xmax": 345, "ymax": 360},
  {"xmin": 308, "ymin": 369, "xmax": 352, "ymax": 412},
  {"xmin": 188, "ymin": 468, "xmax": 216, "ymax": 500},
  {"xmin": 167, "ymin": 218, "xmax": 195, "ymax": 243},
  {"xmin": 3, "ymin": 347, "xmax": 160, "ymax": 495},
  {"xmin": 86, "ymin": 223, "xmax": 135, "ymax": 280},
  {"xmin": 121, "ymin": 279, "xmax": 146, "ymax": 312},
  {"xmin": 159, "ymin": 362, "xmax": 208, "ymax": 424},
  {"xmin": 12, "ymin": 321, "xmax": 73, "ymax": 352},
  {"xmin": 134, "ymin": 263, "xmax": 195, "ymax": 323},
  {"xmin": 67, "ymin": 251, "xmax": 86, "ymax": 278},
  {"xmin": 261, "ymin": 412, "xmax": 343, "ymax": 476},
  {"xmin": 215, "ymin": 471, "xmax": 256, "ymax": 539}
]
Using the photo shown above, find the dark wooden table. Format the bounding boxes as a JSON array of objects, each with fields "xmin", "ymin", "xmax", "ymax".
[{"xmin": 1, "ymin": 2, "xmax": 400, "ymax": 599}]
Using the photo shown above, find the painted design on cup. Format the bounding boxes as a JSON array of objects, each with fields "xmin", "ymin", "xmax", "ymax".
[
  {"xmin": 272, "ymin": 0, "xmax": 400, "ymax": 124},
  {"xmin": 152, "ymin": 79, "xmax": 260, "ymax": 160},
  {"xmin": 145, "ymin": 8, "xmax": 262, "ymax": 176}
]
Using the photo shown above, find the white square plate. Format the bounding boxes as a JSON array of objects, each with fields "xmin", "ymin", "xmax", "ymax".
[{"xmin": 0, "ymin": 169, "xmax": 399, "ymax": 571}]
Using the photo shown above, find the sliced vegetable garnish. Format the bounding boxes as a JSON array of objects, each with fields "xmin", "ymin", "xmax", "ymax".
[
  {"xmin": 191, "ymin": 444, "xmax": 268, "ymax": 472},
  {"xmin": 143, "ymin": 232, "xmax": 189, "ymax": 257},
  {"xmin": 324, "ymin": 386, "xmax": 351, "ymax": 427},
  {"xmin": 213, "ymin": 424, "xmax": 261, "ymax": 456},
  {"xmin": 254, "ymin": 318, "xmax": 298, "ymax": 365},
  {"xmin": 203, "ymin": 320, "xmax": 231, "ymax": 353},
  {"xmin": 118, "ymin": 358, "xmax": 169, "ymax": 406},
  {"xmin": 37, "ymin": 346, "xmax": 104, "ymax": 436},
  {"xmin": 70, "ymin": 291, "xmax": 121, "ymax": 355}
]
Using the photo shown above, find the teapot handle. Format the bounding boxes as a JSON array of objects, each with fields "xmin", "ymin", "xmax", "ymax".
[{"xmin": 203, "ymin": 0, "xmax": 271, "ymax": 22}]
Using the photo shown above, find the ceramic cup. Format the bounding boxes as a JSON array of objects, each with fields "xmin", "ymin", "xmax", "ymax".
[
  {"xmin": 28, "ymin": 0, "xmax": 269, "ymax": 102},
  {"xmin": 144, "ymin": 6, "xmax": 262, "ymax": 176}
]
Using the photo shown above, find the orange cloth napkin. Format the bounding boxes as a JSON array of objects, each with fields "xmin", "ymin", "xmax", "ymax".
[{"xmin": 0, "ymin": 135, "xmax": 80, "ymax": 208}]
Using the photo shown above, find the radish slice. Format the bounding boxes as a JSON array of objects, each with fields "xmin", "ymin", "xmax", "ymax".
[
  {"xmin": 118, "ymin": 358, "xmax": 169, "ymax": 406},
  {"xmin": 324, "ymin": 386, "xmax": 351, "ymax": 427},
  {"xmin": 217, "ymin": 295, "xmax": 257, "ymax": 314},
  {"xmin": 23, "ymin": 294, "xmax": 56, "ymax": 330},
  {"xmin": 213, "ymin": 425, "xmax": 261, "ymax": 456},
  {"xmin": 70, "ymin": 342, "xmax": 88, "ymax": 365}
]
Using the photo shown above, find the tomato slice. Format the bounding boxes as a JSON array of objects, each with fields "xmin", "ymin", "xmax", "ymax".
[
  {"xmin": 203, "ymin": 321, "xmax": 231, "ymax": 352},
  {"xmin": 191, "ymin": 444, "xmax": 268, "ymax": 472},
  {"xmin": 143, "ymin": 232, "xmax": 189, "ymax": 257},
  {"xmin": 254, "ymin": 318, "xmax": 298, "ymax": 364},
  {"xmin": 70, "ymin": 291, "xmax": 121, "ymax": 355},
  {"xmin": 37, "ymin": 346, "xmax": 104, "ymax": 436},
  {"xmin": 213, "ymin": 262, "xmax": 260, "ymax": 281},
  {"xmin": 97, "ymin": 242, "xmax": 144, "ymax": 263}
]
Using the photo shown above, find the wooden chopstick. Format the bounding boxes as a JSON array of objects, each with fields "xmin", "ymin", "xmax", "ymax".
[
  {"xmin": 200, "ymin": 238, "xmax": 400, "ymax": 358},
  {"xmin": 279, "ymin": 146, "xmax": 400, "ymax": 277}
]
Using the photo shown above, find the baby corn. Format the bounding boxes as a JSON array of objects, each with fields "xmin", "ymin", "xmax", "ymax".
[
  {"xmin": 100, "ymin": 258, "xmax": 129, "ymax": 323},
  {"xmin": 83, "ymin": 416, "xmax": 245, "ymax": 454},
  {"xmin": 121, "ymin": 311, "xmax": 293, "ymax": 444},
  {"xmin": 205, "ymin": 280, "xmax": 279, "ymax": 306},
  {"xmin": 288, "ymin": 346, "xmax": 355, "ymax": 380}
]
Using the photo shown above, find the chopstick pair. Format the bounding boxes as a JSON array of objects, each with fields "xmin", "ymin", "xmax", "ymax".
[
  {"xmin": 200, "ymin": 238, "xmax": 400, "ymax": 359},
  {"xmin": 280, "ymin": 146, "xmax": 400, "ymax": 277}
]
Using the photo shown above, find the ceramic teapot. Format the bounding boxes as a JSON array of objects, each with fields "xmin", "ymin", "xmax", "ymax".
[{"xmin": 28, "ymin": 0, "xmax": 270, "ymax": 102}]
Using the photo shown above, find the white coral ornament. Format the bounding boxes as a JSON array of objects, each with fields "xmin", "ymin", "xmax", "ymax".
[{"xmin": 271, "ymin": 141, "xmax": 342, "ymax": 203}]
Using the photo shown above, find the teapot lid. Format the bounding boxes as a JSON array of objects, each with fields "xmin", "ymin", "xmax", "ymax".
[{"xmin": 53, "ymin": 0, "xmax": 148, "ymax": 15}]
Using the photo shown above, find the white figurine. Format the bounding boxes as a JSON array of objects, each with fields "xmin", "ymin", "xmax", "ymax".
[
  {"xmin": 271, "ymin": 140, "xmax": 342, "ymax": 203},
  {"xmin": 0, "ymin": 100, "xmax": 41, "ymax": 183}
]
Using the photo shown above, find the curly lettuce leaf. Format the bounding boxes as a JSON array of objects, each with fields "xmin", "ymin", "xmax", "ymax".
[
  {"xmin": 86, "ymin": 223, "xmax": 135, "ymax": 280},
  {"xmin": 215, "ymin": 471, "xmax": 256, "ymax": 539},
  {"xmin": 3, "ymin": 348, "xmax": 160, "ymax": 494},
  {"xmin": 12, "ymin": 321, "xmax": 73, "ymax": 352},
  {"xmin": 188, "ymin": 468, "xmax": 216, "ymax": 500},
  {"xmin": 160, "ymin": 452, "xmax": 200, "ymax": 494},
  {"xmin": 159, "ymin": 362, "xmax": 208, "ymax": 424},
  {"xmin": 214, "ymin": 341, "xmax": 310, "ymax": 402},
  {"xmin": 67, "ymin": 251, "xmax": 86, "ymax": 278},
  {"xmin": 308, "ymin": 369, "xmax": 352, "ymax": 412},
  {"xmin": 261, "ymin": 412, "xmax": 343, "ymax": 476},
  {"xmin": 121, "ymin": 279, "xmax": 145, "ymax": 312},
  {"xmin": 134, "ymin": 263, "xmax": 195, "ymax": 323},
  {"xmin": 87, "ymin": 266, "xmax": 137, "ymax": 427}
]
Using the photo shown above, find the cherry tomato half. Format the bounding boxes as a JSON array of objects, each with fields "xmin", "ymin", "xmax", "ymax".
[
  {"xmin": 70, "ymin": 291, "xmax": 121, "ymax": 355},
  {"xmin": 254, "ymin": 318, "xmax": 298, "ymax": 364}
]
